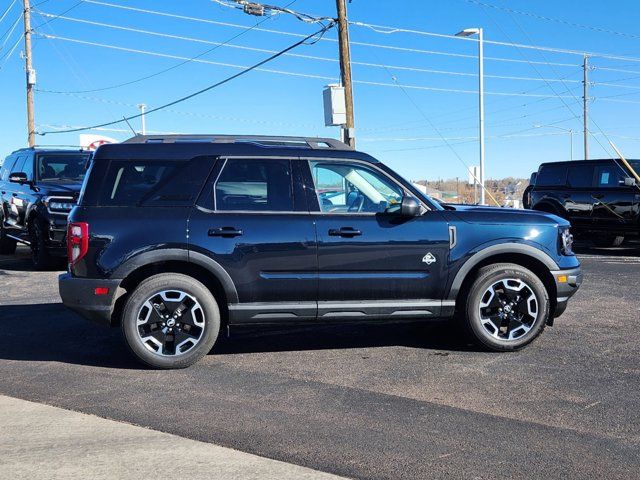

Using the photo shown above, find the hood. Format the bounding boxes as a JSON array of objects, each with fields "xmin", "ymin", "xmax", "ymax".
[
  {"xmin": 39, "ymin": 181, "xmax": 83, "ymax": 196},
  {"xmin": 443, "ymin": 204, "xmax": 569, "ymax": 227}
]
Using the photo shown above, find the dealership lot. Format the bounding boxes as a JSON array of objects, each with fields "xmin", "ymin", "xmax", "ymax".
[{"xmin": 1, "ymin": 245, "xmax": 639, "ymax": 479}]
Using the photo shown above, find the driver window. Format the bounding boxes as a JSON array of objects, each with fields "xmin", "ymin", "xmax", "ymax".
[{"xmin": 310, "ymin": 161, "xmax": 404, "ymax": 213}]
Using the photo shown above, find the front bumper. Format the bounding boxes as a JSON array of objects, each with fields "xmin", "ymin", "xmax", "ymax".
[
  {"xmin": 58, "ymin": 273, "xmax": 123, "ymax": 326},
  {"xmin": 549, "ymin": 266, "xmax": 583, "ymax": 318}
]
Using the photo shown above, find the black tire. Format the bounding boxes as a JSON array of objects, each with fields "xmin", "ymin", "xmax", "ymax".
[
  {"xmin": 593, "ymin": 235, "xmax": 624, "ymax": 248},
  {"xmin": 0, "ymin": 218, "xmax": 17, "ymax": 255},
  {"xmin": 461, "ymin": 263, "xmax": 549, "ymax": 352},
  {"xmin": 29, "ymin": 218, "xmax": 57, "ymax": 270},
  {"xmin": 121, "ymin": 273, "xmax": 220, "ymax": 369}
]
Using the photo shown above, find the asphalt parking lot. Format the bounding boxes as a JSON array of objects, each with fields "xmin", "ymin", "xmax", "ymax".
[{"xmin": 1, "ymin": 244, "xmax": 639, "ymax": 479}]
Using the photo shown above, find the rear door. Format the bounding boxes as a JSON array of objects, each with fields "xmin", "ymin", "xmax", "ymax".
[
  {"xmin": 188, "ymin": 157, "xmax": 318, "ymax": 323},
  {"xmin": 0, "ymin": 155, "xmax": 18, "ymax": 228},
  {"xmin": 564, "ymin": 163, "xmax": 595, "ymax": 227},
  {"xmin": 592, "ymin": 161, "xmax": 637, "ymax": 227},
  {"xmin": 304, "ymin": 158, "xmax": 451, "ymax": 319}
]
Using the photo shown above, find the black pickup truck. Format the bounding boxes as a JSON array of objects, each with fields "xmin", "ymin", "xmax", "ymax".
[
  {"xmin": 0, "ymin": 148, "xmax": 91, "ymax": 269},
  {"xmin": 525, "ymin": 158, "xmax": 640, "ymax": 247}
]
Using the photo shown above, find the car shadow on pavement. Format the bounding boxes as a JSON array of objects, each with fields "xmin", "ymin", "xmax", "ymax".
[
  {"xmin": 0, "ymin": 303, "xmax": 476, "ymax": 369},
  {"xmin": 0, "ymin": 303, "xmax": 138, "ymax": 369}
]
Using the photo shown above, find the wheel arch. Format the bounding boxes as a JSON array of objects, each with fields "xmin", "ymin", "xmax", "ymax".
[
  {"xmin": 448, "ymin": 244, "xmax": 559, "ymax": 315},
  {"xmin": 112, "ymin": 250, "xmax": 238, "ymax": 327},
  {"xmin": 532, "ymin": 199, "xmax": 565, "ymax": 217}
]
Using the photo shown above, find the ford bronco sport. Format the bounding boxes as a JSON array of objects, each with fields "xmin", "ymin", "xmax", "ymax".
[{"xmin": 59, "ymin": 135, "xmax": 582, "ymax": 369}]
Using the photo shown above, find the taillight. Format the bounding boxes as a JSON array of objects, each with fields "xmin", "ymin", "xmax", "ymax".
[{"xmin": 67, "ymin": 222, "xmax": 89, "ymax": 265}]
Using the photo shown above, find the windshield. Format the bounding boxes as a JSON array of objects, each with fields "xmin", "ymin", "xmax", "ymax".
[{"xmin": 38, "ymin": 154, "xmax": 90, "ymax": 181}]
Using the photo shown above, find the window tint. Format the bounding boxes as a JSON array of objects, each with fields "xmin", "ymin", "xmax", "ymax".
[
  {"xmin": 596, "ymin": 164, "xmax": 625, "ymax": 187},
  {"xmin": 11, "ymin": 155, "xmax": 27, "ymax": 175},
  {"xmin": 310, "ymin": 161, "xmax": 404, "ymax": 213},
  {"xmin": 567, "ymin": 165, "xmax": 593, "ymax": 188},
  {"xmin": 21, "ymin": 155, "xmax": 33, "ymax": 181},
  {"xmin": 37, "ymin": 154, "xmax": 90, "ymax": 181},
  {"xmin": 0, "ymin": 156, "xmax": 17, "ymax": 181},
  {"xmin": 536, "ymin": 165, "xmax": 567, "ymax": 187},
  {"xmin": 98, "ymin": 157, "xmax": 212, "ymax": 206},
  {"xmin": 215, "ymin": 159, "xmax": 293, "ymax": 211}
]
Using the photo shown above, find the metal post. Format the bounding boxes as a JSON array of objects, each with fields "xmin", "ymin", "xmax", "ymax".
[
  {"xmin": 336, "ymin": 0, "xmax": 355, "ymax": 148},
  {"xmin": 478, "ymin": 28, "xmax": 485, "ymax": 205},
  {"xmin": 569, "ymin": 129, "xmax": 574, "ymax": 161},
  {"xmin": 137, "ymin": 104, "xmax": 147, "ymax": 135},
  {"xmin": 22, "ymin": 0, "xmax": 36, "ymax": 147},
  {"xmin": 583, "ymin": 55, "xmax": 589, "ymax": 160}
]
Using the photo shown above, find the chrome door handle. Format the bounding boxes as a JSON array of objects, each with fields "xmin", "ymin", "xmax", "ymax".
[
  {"xmin": 208, "ymin": 227, "xmax": 243, "ymax": 238},
  {"xmin": 328, "ymin": 227, "xmax": 362, "ymax": 237}
]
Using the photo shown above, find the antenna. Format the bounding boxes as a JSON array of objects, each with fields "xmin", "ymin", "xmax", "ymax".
[{"xmin": 122, "ymin": 116, "xmax": 138, "ymax": 136}]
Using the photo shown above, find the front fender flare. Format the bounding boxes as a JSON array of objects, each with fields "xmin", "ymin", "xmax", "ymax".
[{"xmin": 447, "ymin": 243, "xmax": 559, "ymax": 300}]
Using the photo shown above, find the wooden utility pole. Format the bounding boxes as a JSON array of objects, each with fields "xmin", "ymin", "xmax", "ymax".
[
  {"xmin": 22, "ymin": 0, "xmax": 36, "ymax": 147},
  {"xmin": 583, "ymin": 54, "xmax": 589, "ymax": 160},
  {"xmin": 335, "ymin": 0, "xmax": 355, "ymax": 148}
]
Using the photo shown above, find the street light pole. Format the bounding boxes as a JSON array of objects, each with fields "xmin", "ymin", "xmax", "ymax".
[
  {"xmin": 137, "ymin": 104, "xmax": 146, "ymax": 135},
  {"xmin": 456, "ymin": 27, "xmax": 485, "ymax": 204}
]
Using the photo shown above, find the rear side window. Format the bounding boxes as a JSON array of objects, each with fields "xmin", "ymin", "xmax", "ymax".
[
  {"xmin": 536, "ymin": 165, "xmax": 567, "ymax": 187},
  {"xmin": 567, "ymin": 165, "xmax": 594, "ymax": 188},
  {"xmin": 97, "ymin": 157, "xmax": 213, "ymax": 206},
  {"xmin": 215, "ymin": 159, "xmax": 293, "ymax": 211},
  {"xmin": 596, "ymin": 164, "xmax": 625, "ymax": 187}
]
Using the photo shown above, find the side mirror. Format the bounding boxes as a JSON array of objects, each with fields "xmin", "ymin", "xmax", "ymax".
[
  {"xmin": 400, "ymin": 196, "xmax": 421, "ymax": 216},
  {"xmin": 622, "ymin": 177, "xmax": 637, "ymax": 187},
  {"xmin": 9, "ymin": 172, "xmax": 27, "ymax": 184}
]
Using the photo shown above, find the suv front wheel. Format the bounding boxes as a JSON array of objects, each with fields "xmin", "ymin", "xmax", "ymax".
[
  {"xmin": 461, "ymin": 263, "xmax": 549, "ymax": 351},
  {"xmin": 121, "ymin": 273, "xmax": 221, "ymax": 369}
]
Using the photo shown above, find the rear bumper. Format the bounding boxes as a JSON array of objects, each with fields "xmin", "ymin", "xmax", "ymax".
[
  {"xmin": 58, "ymin": 273, "xmax": 122, "ymax": 326},
  {"xmin": 549, "ymin": 266, "xmax": 583, "ymax": 318}
]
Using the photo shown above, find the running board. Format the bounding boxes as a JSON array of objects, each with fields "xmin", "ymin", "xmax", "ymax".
[{"xmin": 6, "ymin": 234, "xmax": 30, "ymax": 246}]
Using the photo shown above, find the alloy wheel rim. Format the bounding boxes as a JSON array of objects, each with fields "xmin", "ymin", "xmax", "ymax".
[
  {"xmin": 478, "ymin": 278, "xmax": 538, "ymax": 341},
  {"xmin": 136, "ymin": 290, "xmax": 206, "ymax": 356}
]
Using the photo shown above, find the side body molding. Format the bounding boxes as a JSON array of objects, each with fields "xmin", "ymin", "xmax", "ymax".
[
  {"xmin": 111, "ymin": 248, "xmax": 239, "ymax": 304},
  {"xmin": 447, "ymin": 243, "xmax": 560, "ymax": 300}
]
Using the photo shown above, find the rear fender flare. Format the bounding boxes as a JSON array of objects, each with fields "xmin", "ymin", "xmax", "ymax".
[{"xmin": 112, "ymin": 248, "xmax": 239, "ymax": 303}]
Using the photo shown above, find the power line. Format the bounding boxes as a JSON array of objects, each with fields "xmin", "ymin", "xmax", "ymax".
[
  {"xmin": 464, "ymin": 0, "xmax": 640, "ymax": 41},
  {"xmin": 36, "ymin": 12, "xmax": 589, "ymax": 85},
  {"xmin": 0, "ymin": 0, "xmax": 17, "ymax": 24},
  {"xmin": 38, "ymin": 32, "xmax": 591, "ymax": 99},
  {"xmin": 0, "ymin": 13, "xmax": 21, "ymax": 51},
  {"xmin": 79, "ymin": 0, "xmax": 581, "ymax": 68},
  {"xmin": 32, "ymin": 0, "xmax": 84, "ymax": 29},
  {"xmin": 37, "ymin": 21, "xmax": 335, "ymax": 136}
]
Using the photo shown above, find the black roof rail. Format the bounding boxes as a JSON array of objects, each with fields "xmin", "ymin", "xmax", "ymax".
[{"xmin": 122, "ymin": 134, "xmax": 352, "ymax": 150}]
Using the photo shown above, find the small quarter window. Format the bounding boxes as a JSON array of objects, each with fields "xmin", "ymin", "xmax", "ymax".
[
  {"xmin": 215, "ymin": 159, "xmax": 293, "ymax": 211},
  {"xmin": 98, "ymin": 157, "xmax": 212, "ymax": 206},
  {"xmin": 536, "ymin": 165, "xmax": 567, "ymax": 187}
]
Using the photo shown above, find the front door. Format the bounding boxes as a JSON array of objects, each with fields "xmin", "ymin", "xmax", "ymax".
[
  {"xmin": 591, "ymin": 161, "xmax": 637, "ymax": 227},
  {"xmin": 304, "ymin": 158, "xmax": 450, "ymax": 319},
  {"xmin": 189, "ymin": 157, "xmax": 317, "ymax": 323}
]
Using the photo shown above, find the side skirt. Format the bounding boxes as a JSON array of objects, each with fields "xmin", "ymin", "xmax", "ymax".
[{"xmin": 228, "ymin": 300, "xmax": 456, "ymax": 325}]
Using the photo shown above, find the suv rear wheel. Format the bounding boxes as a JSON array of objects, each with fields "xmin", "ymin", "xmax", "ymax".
[
  {"xmin": 29, "ymin": 218, "xmax": 57, "ymax": 270},
  {"xmin": 121, "ymin": 273, "xmax": 220, "ymax": 369},
  {"xmin": 461, "ymin": 263, "xmax": 549, "ymax": 351},
  {"xmin": 0, "ymin": 218, "xmax": 17, "ymax": 255}
]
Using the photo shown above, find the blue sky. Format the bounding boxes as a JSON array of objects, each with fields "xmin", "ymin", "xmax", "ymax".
[{"xmin": 1, "ymin": 0, "xmax": 640, "ymax": 180}]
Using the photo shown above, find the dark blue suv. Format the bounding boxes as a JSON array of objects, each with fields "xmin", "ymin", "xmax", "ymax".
[{"xmin": 58, "ymin": 135, "xmax": 582, "ymax": 369}]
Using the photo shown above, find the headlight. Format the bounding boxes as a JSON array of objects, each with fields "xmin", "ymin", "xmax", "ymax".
[
  {"xmin": 49, "ymin": 201, "xmax": 75, "ymax": 211},
  {"xmin": 560, "ymin": 227, "xmax": 574, "ymax": 255}
]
